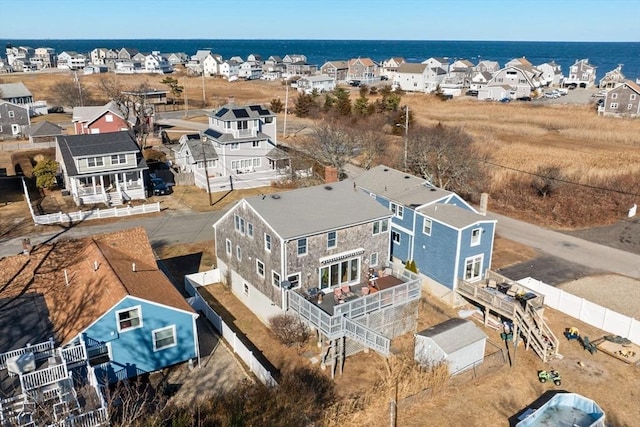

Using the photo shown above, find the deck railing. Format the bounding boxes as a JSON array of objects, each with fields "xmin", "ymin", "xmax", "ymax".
[
  {"xmin": 60, "ymin": 343, "xmax": 87, "ymax": 367},
  {"xmin": 59, "ymin": 407, "xmax": 109, "ymax": 427},
  {"xmin": 289, "ymin": 277, "xmax": 421, "ymax": 346},
  {"xmin": 20, "ymin": 363, "xmax": 69, "ymax": 391},
  {"xmin": 0, "ymin": 341, "xmax": 56, "ymax": 370},
  {"xmin": 342, "ymin": 317, "xmax": 390, "ymax": 355}
]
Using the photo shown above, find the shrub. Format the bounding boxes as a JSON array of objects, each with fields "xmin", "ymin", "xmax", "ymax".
[
  {"xmin": 269, "ymin": 313, "xmax": 311, "ymax": 353},
  {"xmin": 32, "ymin": 158, "xmax": 58, "ymax": 190}
]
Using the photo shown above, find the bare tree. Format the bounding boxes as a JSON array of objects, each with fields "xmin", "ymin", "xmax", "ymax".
[
  {"xmin": 352, "ymin": 119, "xmax": 388, "ymax": 170},
  {"xmin": 305, "ymin": 122, "xmax": 359, "ymax": 177},
  {"xmin": 98, "ymin": 77, "xmax": 154, "ymax": 148},
  {"xmin": 269, "ymin": 313, "xmax": 311, "ymax": 354},
  {"xmin": 531, "ymin": 164, "xmax": 565, "ymax": 198},
  {"xmin": 51, "ymin": 78, "xmax": 92, "ymax": 107},
  {"xmin": 407, "ymin": 123, "xmax": 488, "ymax": 198}
]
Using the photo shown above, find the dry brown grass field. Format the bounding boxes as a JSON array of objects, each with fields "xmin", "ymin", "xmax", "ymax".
[{"xmin": 4, "ymin": 70, "xmax": 638, "ymax": 227}]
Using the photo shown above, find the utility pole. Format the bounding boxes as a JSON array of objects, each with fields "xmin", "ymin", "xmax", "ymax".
[
  {"xmin": 404, "ymin": 105, "xmax": 409, "ymax": 171},
  {"xmin": 283, "ymin": 81, "xmax": 289, "ymax": 138},
  {"xmin": 201, "ymin": 137, "xmax": 213, "ymax": 205},
  {"xmin": 201, "ymin": 66, "xmax": 206, "ymax": 107},
  {"xmin": 184, "ymin": 76, "xmax": 189, "ymax": 118}
]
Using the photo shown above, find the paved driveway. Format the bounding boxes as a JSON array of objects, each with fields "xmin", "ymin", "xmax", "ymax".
[{"xmin": 165, "ymin": 316, "xmax": 249, "ymax": 406}]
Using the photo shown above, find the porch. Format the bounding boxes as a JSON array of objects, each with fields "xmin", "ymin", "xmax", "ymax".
[{"xmin": 70, "ymin": 169, "xmax": 146, "ymax": 206}]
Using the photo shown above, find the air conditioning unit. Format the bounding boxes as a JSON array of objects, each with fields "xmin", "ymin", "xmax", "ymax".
[{"xmin": 7, "ymin": 352, "xmax": 36, "ymax": 375}]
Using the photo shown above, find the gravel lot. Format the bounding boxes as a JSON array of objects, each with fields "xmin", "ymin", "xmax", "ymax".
[{"xmin": 557, "ymin": 274, "xmax": 640, "ymax": 318}]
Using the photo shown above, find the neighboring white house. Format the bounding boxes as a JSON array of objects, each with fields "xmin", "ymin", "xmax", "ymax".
[
  {"xmin": 239, "ymin": 60, "xmax": 263, "ymax": 80},
  {"xmin": 296, "ymin": 75, "xmax": 336, "ymax": 94},
  {"xmin": 380, "ymin": 57, "xmax": 406, "ymax": 81},
  {"xmin": 478, "ymin": 65, "xmax": 543, "ymax": 100},
  {"xmin": 469, "ymin": 71, "xmax": 493, "ymax": 92},
  {"xmin": 203, "ymin": 53, "xmax": 223, "ymax": 76},
  {"xmin": 536, "ymin": 61, "xmax": 564, "ymax": 87},
  {"xmin": 394, "ymin": 63, "xmax": 430, "ymax": 92},
  {"xmin": 220, "ymin": 60, "xmax": 241, "ymax": 80},
  {"xmin": 173, "ymin": 104, "xmax": 290, "ymax": 191},
  {"xmin": 414, "ymin": 318, "xmax": 487, "ymax": 376},
  {"xmin": 57, "ymin": 51, "xmax": 88, "ymax": 70},
  {"xmin": 144, "ymin": 51, "xmax": 173, "ymax": 74},
  {"xmin": 474, "ymin": 60, "xmax": 500, "ymax": 74}
]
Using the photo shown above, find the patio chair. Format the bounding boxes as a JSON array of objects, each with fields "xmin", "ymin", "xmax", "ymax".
[
  {"xmin": 341, "ymin": 284, "xmax": 354, "ymax": 298},
  {"xmin": 361, "ymin": 286, "xmax": 370, "ymax": 296},
  {"xmin": 487, "ymin": 279, "xmax": 498, "ymax": 289},
  {"xmin": 334, "ymin": 288, "xmax": 343, "ymax": 303},
  {"xmin": 506, "ymin": 284, "xmax": 520, "ymax": 297}
]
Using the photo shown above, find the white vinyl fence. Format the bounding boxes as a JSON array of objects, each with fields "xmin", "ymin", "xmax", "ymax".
[
  {"xmin": 185, "ymin": 271, "xmax": 277, "ymax": 386},
  {"xmin": 518, "ymin": 277, "xmax": 640, "ymax": 345},
  {"xmin": 33, "ymin": 202, "xmax": 161, "ymax": 225}
]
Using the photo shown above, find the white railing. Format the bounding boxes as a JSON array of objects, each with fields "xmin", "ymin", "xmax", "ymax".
[
  {"xmin": 518, "ymin": 277, "xmax": 640, "ymax": 345},
  {"xmin": 21, "ymin": 363, "xmax": 69, "ymax": 391},
  {"xmin": 60, "ymin": 343, "xmax": 87, "ymax": 366},
  {"xmin": 0, "ymin": 341, "xmax": 55, "ymax": 370},
  {"xmin": 59, "ymin": 407, "xmax": 109, "ymax": 427},
  {"xmin": 342, "ymin": 317, "xmax": 390, "ymax": 355},
  {"xmin": 288, "ymin": 279, "xmax": 422, "ymax": 341},
  {"xmin": 33, "ymin": 202, "xmax": 160, "ymax": 225}
]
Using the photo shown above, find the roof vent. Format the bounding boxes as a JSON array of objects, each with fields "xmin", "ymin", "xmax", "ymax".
[
  {"xmin": 132, "ymin": 263, "xmax": 136, "ymax": 272},
  {"xmin": 271, "ymin": 194, "xmax": 281, "ymax": 199},
  {"xmin": 324, "ymin": 185, "xmax": 333, "ymax": 190},
  {"xmin": 404, "ymin": 176, "xmax": 410, "ymax": 179},
  {"xmin": 430, "ymin": 188, "xmax": 436, "ymax": 192},
  {"xmin": 383, "ymin": 168, "xmax": 389, "ymax": 171}
]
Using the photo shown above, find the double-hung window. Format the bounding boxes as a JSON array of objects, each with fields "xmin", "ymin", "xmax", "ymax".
[
  {"xmin": 423, "ymin": 218, "xmax": 432, "ymax": 236},
  {"xmin": 117, "ymin": 307, "xmax": 142, "ymax": 332},
  {"xmin": 265, "ymin": 233, "xmax": 272, "ymax": 251},
  {"xmin": 111, "ymin": 154, "xmax": 126, "ymax": 165},
  {"xmin": 256, "ymin": 259, "xmax": 265, "ymax": 277},
  {"xmin": 327, "ymin": 231, "xmax": 337, "ymax": 249},
  {"xmin": 152, "ymin": 326, "xmax": 176, "ymax": 351},
  {"xmin": 297, "ymin": 238, "xmax": 307, "ymax": 256},
  {"xmin": 87, "ymin": 157, "xmax": 104, "ymax": 168},
  {"xmin": 471, "ymin": 228, "xmax": 481, "ymax": 246}
]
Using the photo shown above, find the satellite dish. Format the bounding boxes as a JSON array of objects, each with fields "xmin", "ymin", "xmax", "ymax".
[{"xmin": 280, "ymin": 280, "xmax": 292, "ymax": 290}]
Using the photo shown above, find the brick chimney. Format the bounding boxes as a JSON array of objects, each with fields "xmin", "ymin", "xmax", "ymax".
[{"xmin": 324, "ymin": 166, "xmax": 338, "ymax": 183}]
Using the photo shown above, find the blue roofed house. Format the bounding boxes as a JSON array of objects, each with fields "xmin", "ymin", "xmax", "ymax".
[
  {"xmin": 354, "ymin": 165, "xmax": 496, "ymax": 301},
  {"xmin": 0, "ymin": 227, "xmax": 199, "ymax": 384}
]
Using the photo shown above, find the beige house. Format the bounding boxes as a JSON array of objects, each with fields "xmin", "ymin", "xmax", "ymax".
[{"xmin": 598, "ymin": 80, "xmax": 640, "ymax": 118}]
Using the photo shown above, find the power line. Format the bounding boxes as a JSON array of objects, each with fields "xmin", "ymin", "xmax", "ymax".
[{"xmin": 482, "ymin": 160, "xmax": 640, "ymax": 197}]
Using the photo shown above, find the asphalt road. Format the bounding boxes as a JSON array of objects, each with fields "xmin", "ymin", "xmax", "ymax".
[
  {"xmin": 488, "ymin": 212, "xmax": 640, "ymax": 279},
  {"xmin": 0, "ymin": 209, "xmax": 224, "ymax": 258}
]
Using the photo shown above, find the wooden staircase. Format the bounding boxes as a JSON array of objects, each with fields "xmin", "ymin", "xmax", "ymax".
[{"xmin": 514, "ymin": 303, "xmax": 560, "ymax": 363}]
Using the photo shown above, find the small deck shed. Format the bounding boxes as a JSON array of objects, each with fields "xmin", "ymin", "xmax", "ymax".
[{"xmin": 414, "ymin": 318, "xmax": 487, "ymax": 376}]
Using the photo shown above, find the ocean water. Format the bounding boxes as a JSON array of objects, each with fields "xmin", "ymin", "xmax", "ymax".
[{"xmin": 3, "ymin": 39, "xmax": 640, "ymax": 80}]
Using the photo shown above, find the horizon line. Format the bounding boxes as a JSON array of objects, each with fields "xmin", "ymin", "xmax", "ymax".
[{"xmin": 1, "ymin": 37, "xmax": 639, "ymax": 43}]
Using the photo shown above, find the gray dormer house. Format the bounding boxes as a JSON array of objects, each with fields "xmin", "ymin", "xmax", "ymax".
[
  {"xmin": 354, "ymin": 166, "xmax": 496, "ymax": 301},
  {"xmin": 564, "ymin": 58, "xmax": 597, "ymax": 88},
  {"xmin": 174, "ymin": 104, "xmax": 290, "ymax": 191},
  {"xmin": 213, "ymin": 180, "xmax": 422, "ymax": 362},
  {"xmin": 0, "ymin": 101, "xmax": 30, "ymax": 139},
  {"xmin": 56, "ymin": 131, "xmax": 148, "ymax": 206}
]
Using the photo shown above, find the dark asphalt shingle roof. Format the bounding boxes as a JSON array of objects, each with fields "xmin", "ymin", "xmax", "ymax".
[
  {"xmin": 57, "ymin": 131, "xmax": 145, "ymax": 176},
  {"xmin": 25, "ymin": 121, "xmax": 64, "ymax": 137},
  {"xmin": 186, "ymin": 139, "xmax": 219, "ymax": 161}
]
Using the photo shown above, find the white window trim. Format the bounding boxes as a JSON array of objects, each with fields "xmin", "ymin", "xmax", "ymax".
[
  {"xmin": 471, "ymin": 228, "xmax": 482, "ymax": 247},
  {"xmin": 423, "ymin": 218, "xmax": 432, "ymax": 236},
  {"xmin": 272, "ymin": 270, "xmax": 281, "ymax": 287},
  {"xmin": 297, "ymin": 238, "xmax": 307, "ymax": 256},
  {"xmin": 287, "ymin": 273, "xmax": 301, "ymax": 289},
  {"xmin": 247, "ymin": 223, "xmax": 254, "ymax": 238},
  {"xmin": 464, "ymin": 254, "xmax": 484, "ymax": 282},
  {"xmin": 8, "ymin": 111, "xmax": 15, "ymax": 118},
  {"xmin": 243, "ymin": 283, "xmax": 250, "ymax": 296},
  {"xmin": 391, "ymin": 231, "xmax": 401, "ymax": 244},
  {"xmin": 116, "ymin": 305, "xmax": 143, "ymax": 333},
  {"xmin": 256, "ymin": 259, "xmax": 265, "ymax": 277},
  {"xmin": 87, "ymin": 157, "xmax": 104, "ymax": 168},
  {"xmin": 152, "ymin": 325, "xmax": 177, "ymax": 351},
  {"xmin": 327, "ymin": 231, "xmax": 337, "ymax": 249},
  {"xmin": 264, "ymin": 233, "xmax": 272, "ymax": 251},
  {"xmin": 225, "ymin": 238, "xmax": 232, "ymax": 256},
  {"xmin": 370, "ymin": 252, "xmax": 378, "ymax": 267},
  {"xmin": 236, "ymin": 245, "xmax": 242, "ymax": 261},
  {"xmin": 390, "ymin": 202, "xmax": 404, "ymax": 219}
]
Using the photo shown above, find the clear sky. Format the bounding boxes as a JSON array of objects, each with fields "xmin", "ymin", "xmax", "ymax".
[{"xmin": 2, "ymin": 0, "xmax": 639, "ymax": 42}]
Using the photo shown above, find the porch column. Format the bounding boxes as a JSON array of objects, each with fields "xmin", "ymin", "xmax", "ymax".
[
  {"xmin": 99, "ymin": 175, "xmax": 105, "ymax": 196},
  {"xmin": 121, "ymin": 173, "xmax": 127, "ymax": 191},
  {"xmin": 91, "ymin": 176, "xmax": 97, "ymax": 194}
]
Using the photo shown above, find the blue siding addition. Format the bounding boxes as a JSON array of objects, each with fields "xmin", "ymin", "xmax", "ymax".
[
  {"xmin": 457, "ymin": 223, "xmax": 495, "ymax": 282},
  {"xmin": 85, "ymin": 296, "xmax": 197, "ymax": 382},
  {"xmin": 413, "ymin": 218, "xmax": 460, "ymax": 289}
]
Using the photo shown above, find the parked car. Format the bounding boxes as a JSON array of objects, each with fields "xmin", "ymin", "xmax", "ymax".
[
  {"xmin": 380, "ymin": 75, "xmax": 389, "ymax": 81},
  {"xmin": 516, "ymin": 96, "xmax": 532, "ymax": 101},
  {"xmin": 499, "ymin": 97, "xmax": 510, "ymax": 103},
  {"xmin": 349, "ymin": 80, "xmax": 361, "ymax": 87},
  {"xmin": 150, "ymin": 177, "xmax": 170, "ymax": 195}
]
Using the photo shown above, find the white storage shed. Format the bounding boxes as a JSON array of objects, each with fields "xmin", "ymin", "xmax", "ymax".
[{"xmin": 414, "ymin": 318, "xmax": 487, "ymax": 376}]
